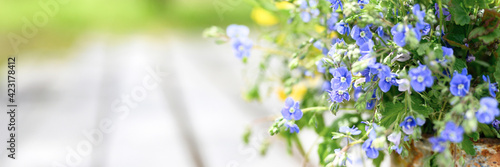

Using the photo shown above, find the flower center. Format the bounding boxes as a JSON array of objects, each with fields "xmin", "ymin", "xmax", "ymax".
[
  {"xmin": 385, "ymin": 77, "xmax": 391, "ymax": 82},
  {"xmin": 338, "ymin": 90, "xmax": 344, "ymax": 95},
  {"xmin": 341, "ymin": 77, "xmax": 346, "ymax": 82},
  {"xmin": 360, "ymin": 31, "xmax": 366, "ymax": 37},
  {"xmin": 417, "ymin": 76, "xmax": 424, "ymax": 82},
  {"xmin": 289, "ymin": 107, "xmax": 295, "ymax": 113},
  {"xmin": 458, "ymin": 84, "xmax": 464, "ymax": 89}
]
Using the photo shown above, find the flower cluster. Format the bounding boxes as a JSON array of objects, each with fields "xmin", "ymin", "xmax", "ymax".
[{"xmin": 207, "ymin": 0, "xmax": 500, "ymax": 166}]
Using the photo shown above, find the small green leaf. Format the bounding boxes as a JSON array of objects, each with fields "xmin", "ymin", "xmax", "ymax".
[
  {"xmin": 417, "ymin": 43, "xmax": 431, "ymax": 56},
  {"xmin": 450, "ymin": 2, "xmax": 470, "ymax": 26},
  {"xmin": 478, "ymin": 29, "xmax": 500, "ymax": 44},
  {"xmin": 461, "ymin": 137, "xmax": 476, "ymax": 156},
  {"xmin": 468, "ymin": 132, "xmax": 480, "ymax": 141},
  {"xmin": 468, "ymin": 27, "xmax": 487, "ymax": 39},
  {"xmin": 372, "ymin": 151, "xmax": 385, "ymax": 167},
  {"xmin": 242, "ymin": 127, "xmax": 252, "ymax": 145},
  {"xmin": 494, "ymin": 58, "xmax": 500, "ymax": 83},
  {"xmin": 453, "ymin": 59, "xmax": 467, "ymax": 72},
  {"xmin": 381, "ymin": 101, "xmax": 404, "ymax": 127}
]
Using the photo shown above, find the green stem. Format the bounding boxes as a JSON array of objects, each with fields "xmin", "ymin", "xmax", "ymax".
[
  {"xmin": 437, "ymin": 0, "xmax": 445, "ymax": 32},
  {"xmin": 302, "ymin": 107, "xmax": 328, "ymax": 112},
  {"xmin": 292, "ymin": 134, "xmax": 306, "ymax": 157}
]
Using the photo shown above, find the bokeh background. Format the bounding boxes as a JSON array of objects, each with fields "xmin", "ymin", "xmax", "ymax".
[
  {"xmin": 0, "ymin": 0, "xmax": 389, "ymax": 166},
  {"xmin": 0, "ymin": 0, "xmax": 304, "ymax": 166}
]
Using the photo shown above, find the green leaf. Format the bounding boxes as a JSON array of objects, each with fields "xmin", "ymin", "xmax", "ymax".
[
  {"xmin": 411, "ymin": 94, "xmax": 432, "ymax": 117},
  {"xmin": 467, "ymin": 132, "xmax": 480, "ymax": 141},
  {"xmin": 461, "ymin": 138, "xmax": 476, "ymax": 156},
  {"xmin": 453, "ymin": 59, "xmax": 467, "ymax": 72},
  {"xmin": 479, "ymin": 123, "xmax": 495, "ymax": 138},
  {"xmin": 494, "ymin": 58, "xmax": 500, "ymax": 83},
  {"xmin": 468, "ymin": 27, "xmax": 487, "ymax": 39},
  {"xmin": 381, "ymin": 101, "xmax": 404, "ymax": 127},
  {"xmin": 372, "ymin": 151, "xmax": 385, "ymax": 167},
  {"xmin": 450, "ymin": 2, "xmax": 470, "ymax": 26},
  {"xmin": 242, "ymin": 127, "xmax": 252, "ymax": 145},
  {"xmin": 417, "ymin": 43, "xmax": 431, "ymax": 56},
  {"xmin": 478, "ymin": 29, "xmax": 500, "ymax": 44}
]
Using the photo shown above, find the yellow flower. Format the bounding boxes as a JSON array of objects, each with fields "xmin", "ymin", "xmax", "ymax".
[
  {"xmin": 251, "ymin": 8, "xmax": 278, "ymax": 26},
  {"xmin": 275, "ymin": 1, "xmax": 294, "ymax": 10},
  {"xmin": 315, "ymin": 24, "xmax": 326, "ymax": 33},
  {"xmin": 276, "ymin": 84, "xmax": 308, "ymax": 102}
]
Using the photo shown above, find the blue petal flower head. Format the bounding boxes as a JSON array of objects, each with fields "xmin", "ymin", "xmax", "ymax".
[
  {"xmin": 391, "ymin": 23, "xmax": 407, "ymax": 47},
  {"xmin": 391, "ymin": 145, "xmax": 403, "ymax": 154},
  {"xmin": 368, "ymin": 63, "xmax": 384, "ymax": 82},
  {"xmin": 400, "ymin": 116, "xmax": 417, "ymax": 135},
  {"xmin": 416, "ymin": 117, "xmax": 426, "ymax": 126},
  {"xmin": 335, "ymin": 21, "xmax": 350, "ymax": 35},
  {"xmin": 483, "ymin": 75, "xmax": 498, "ymax": 97},
  {"xmin": 327, "ymin": 12, "xmax": 339, "ymax": 30},
  {"xmin": 351, "ymin": 25, "xmax": 373, "ymax": 46},
  {"xmin": 300, "ymin": 0, "xmax": 320, "ymax": 23},
  {"xmin": 409, "ymin": 64, "xmax": 434, "ymax": 92},
  {"xmin": 440, "ymin": 121, "xmax": 464, "ymax": 143},
  {"xmin": 450, "ymin": 68, "xmax": 472, "ymax": 97},
  {"xmin": 231, "ymin": 38, "xmax": 253, "ymax": 59},
  {"xmin": 330, "ymin": 67, "xmax": 352, "ymax": 91},
  {"xmin": 227, "ymin": 24, "xmax": 249, "ymax": 39},
  {"xmin": 387, "ymin": 131, "xmax": 401, "ymax": 146},
  {"xmin": 281, "ymin": 97, "xmax": 303, "ymax": 121},
  {"xmin": 408, "ymin": 24, "xmax": 422, "ymax": 41},
  {"xmin": 378, "ymin": 65, "xmax": 394, "ymax": 92},
  {"xmin": 442, "ymin": 46, "xmax": 454, "ymax": 57},
  {"xmin": 429, "ymin": 137, "xmax": 447, "ymax": 152},
  {"xmin": 416, "ymin": 22, "xmax": 431, "ymax": 35},
  {"xmin": 376, "ymin": 26, "xmax": 390, "ymax": 42},
  {"xmin": 322, "ymin": 81, "xmax": 332, "ymax": 92},
  {"xmin": 412, "ymin": 4, "xmax": 426, "ymax": 22},
  {"xmin": 366, "ymin": 89, "xmax": 377, "ymax": 110},
  {"xmin": 329, "ymin": 0, "xmax": 343, "ymax": 11},
  {"xmin": 362, "ymin": 138, "xmax": 379, "ymax": 158},
  {"xmin": 476, "ymin": 97, "xmax": 500, "ymax": 124},
  {"xmin": 435, "ymin": 3, "xmax": 451, "ymax": 21},
  {"xmin": 358, "ymin": 0, "xmax": 369, "ymax": 9},
  {"xmin": 313, "ymin": 41, "xmax": 329, "ymax": 55},
  {"xmin": 227, "ymin": 25, "xmax": 253, "ymax": 59},
  {"xmin": 339, "ymin": 126, "xmax": 362, "ymax": 135},
  {"xmin": 493, "ymin": 119, "xmax": 500, "ymax": 130},
  {"xmin": 353, "ymin": 84, "xmax": 363, "ymax": 101},
  {"xmin": 284, "ymin": 121, "xmax": 300, "ymax": 133},
  {"xmin": 329, "ymin": 89, "xmax": 350, "ymax": 103},
  {"xmin": 316, "ymin": 59, "xmax": 327, "ymax": 73}
]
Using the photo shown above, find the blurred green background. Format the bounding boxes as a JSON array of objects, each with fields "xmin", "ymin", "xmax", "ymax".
[{"xmin": 0, "ymin": 0, "xmax": 254, "ymax": 55}]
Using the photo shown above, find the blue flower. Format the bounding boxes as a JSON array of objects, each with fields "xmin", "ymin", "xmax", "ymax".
[
  {"xmin": 476, "ymin": 97, "xmax": 500, "ymax": 124},
  {"xmin": 329, "ymin": 0, "xmax": 343, "ymax": 11},
  {"xmin": 440, "ymin": 122, "xmax": 464, "ymax": 143},
  {"xmin": 417, "ymin": 117, "xmax": 426, "ymax": 126},
  {"xmin": 358, "ymin": 0, "xmax": 369, "ymax": 9},
  {"xmin": 429, "ymin": 137, "xmax": 447, "ymax": 152},
  {"xmin": 391, "ymin": 23, "xmax": 408, "ymax": 47},
  {"xmin": 483, "ymin": 75, "xmax": 498, "ymax": 97},
  {"xmin": 442, "ymin": 46, "xmax": 454, "ymax": 57},
  {"xmin": 339, "ymin": 126, "xmax": 362, "ymax": 135},
  {"xmin": 330, "ymin": 67, "xmax": 352, "ymax": 91},
  {"xmin": 435, "ymin": 3, "xmax": 451, "ymax": 21},
  {"xmin": 231, "ymin": 39, "xmax": 253, "ymax": 59},
  {"xmin": 281, "ymin": 97, "xmax": 303, "ymax": 121},
  {"xmin": 409, "ymin": 64, "xmax": 434, "ymax": 92},
  {"xmin": 359, "ymin": 40, "xmax": 374, "ymax": 57},
  {"xmin": 400, "ymin": 116, "xmax": 417, "ymax": 135},
  {"xmin": 335, "ymin": 21, "xmax": 350, "ymax": 35},
  {"xmin": 493, "ymin": 119, "xmax": 500, "ymax": 130},
  {"xmin": 362, "ymin": 125, "xmax": 380, "ymax": 159},
  {"xmin": 416, "ymin": 22, "xmax": 431, "ymax": 35},
  {"xmin": 316, "ymin": 59, "xmax": 327, "ymax": 73},
  {"xmin": 227, "ymin": 25, "xmax": 253, "ymax": 59},
  {"xmin": 378, "ymin": 65, "xmax": 394, "ymax": 92},
  {"xmin": 300, "ymin": 0, "xmax": 320, "ymax": 23},
  {"xmin": 284, "ymin": 121, "xmax": 300, "ymax": 133},
  {"xmin": 353, "ymin": 84, "xmax": 363, "ymax": 101},
  {"xmin": 327, "ymin": 12, "xmax": 339, "ymax": 31},
  {"xmin": 329, "ymin": 89, "xmax": 350, "ymax": 103},
  {"xmin": 227, "ymin": 24, "xmax": 249, "ymax": 39},
  {"xmin": 388, "ymin": 131, "xmax": 401, "ymax": 146},
  {"xmin": 313, "ymin": 41, "xmax": 329, "ymax": 55},
  {"xmin": 412, "ymin": 4, "xmax": 425, "ymax": 22},
  {"xmin": 450, "ymin": 68, "xmax": 472, "ymax": 97},
  {"xmin": 322, "ymin": 81, "xmax": 332, "ymax": 92},
  {"xmin": 376, "ymin": 26, "xmax": 390, "ymax": 42},
  {"xmin": 362, "ymin": 138, "xmax": 379, "ymax": 158},
  {"xmin": 351, "ymin": 25, "xmax": 373, "ymax": 46}
]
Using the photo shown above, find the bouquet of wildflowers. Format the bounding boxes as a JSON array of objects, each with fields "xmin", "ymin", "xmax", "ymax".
[{"xmin": 205, "ymin": 0, "xmax": 500, "ymax": 166}]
